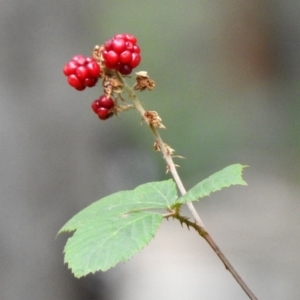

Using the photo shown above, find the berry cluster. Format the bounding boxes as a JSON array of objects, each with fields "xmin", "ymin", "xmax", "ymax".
[
  {"xmin": 91, "ymin": 95, "xmax": 115, "ymax": 120},
  {"xmin": 63, "ymin": 34, "xmax": 141, "ymax": 121},
  {"xmin": 63, "ymin": 55, "xmax": 101, "ymax": 91},
  {"xmin": 102, "ymin": 34, "xmax": 141, "ymax": 75}
]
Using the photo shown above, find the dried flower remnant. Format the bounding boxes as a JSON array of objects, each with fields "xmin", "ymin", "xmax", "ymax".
[
  {"xmin": 144, "ymin": 111, "xmax": 165, "ymax": 129},
  {"xmin": 134, "ymin": 71, "xmax": 155, "ymax": 91},
  {"xmin": 103, "ymin": 76, "xmax": 123, "ymax": 97}
]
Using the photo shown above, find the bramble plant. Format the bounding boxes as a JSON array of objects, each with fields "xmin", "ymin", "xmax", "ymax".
[{"xmin": 59, "ymin": 33, "xmax": 258, "ymax": 300}]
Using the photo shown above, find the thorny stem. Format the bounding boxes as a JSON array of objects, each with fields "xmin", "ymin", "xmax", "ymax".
[{"xmin": 121, "ymin": 78, "xmax": 258, "ymax": 300}]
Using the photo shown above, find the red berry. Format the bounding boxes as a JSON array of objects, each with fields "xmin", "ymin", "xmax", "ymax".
[
  {"xmin": 68, "ymin": 74, "xmax": 85, "ymax": 90},
  {"xmin": 98, "ymin": 95, "xmax": 114, "ymax": 109},
  {"xmin": 125, "ymin": 41, "xmax": 134, "ymax": 52},
  {"xmin": 130, "ymin": 53, "xmax": 141, "ymax": 68},
  {"xmin": 105, "ymin": 51, "xmax": 119, "ymax": 66},
  {"xmin": 119, "ymin": 50, "xmax": 132, "ymax": 64},
  {"xmin": 112, "ymin": 38, "xmax": 126, "ymax": 53},
  {"xmin": 63, "ymin": 61, "xmax": 78, "ymax": 76},
  {"xmin": 102, "ymin": 33, "xmax": 141, "ymax": 75},
  {"xmin": 91, "ymin": 100, "xmax": 101, "ymax": 113},
  {"xmin": 86, "ymin": 61, "xmax": 100, "ymax": 78},
  {"xmin": 133, "ymin": 45, "xmax": 140, "ymax": 53},
  {"xmin": 84, "ymin": 77, "xmax": 98, "ymax": 87},
  {"xmin": 125, "ymin": 34, "xmax": 137, "ymax": 44},
  {"xmin": 86, "ymin": 57, "xmax": 94, "ymax": 63},
  {"xmin": 104, "ymin": 39, "xmax": 113, "ymax": 51},
  {"xmin": 63, "ymin": 55, "xmax": 101, "ymax": 91},
  {"xmin": 118, "ymin": 64, "xmax": 132, "ymax": 75},
  {"xmin": 72, "ymin": 55, "xmax": 86, "ymax": 65},
  {"xmin": 104, "ymin": 60, "xmax": 118, "ymax": 69},
  {"xmin": 97, "ymin": 107, "xmax": 113, "ymax": 120},
  {"xmin": 75, "ymin": 66, "xmax": 89, "ymax": 81},
  {"xmin": 91, "ymin": 95, "xmax": 115, "ymax": 120}
]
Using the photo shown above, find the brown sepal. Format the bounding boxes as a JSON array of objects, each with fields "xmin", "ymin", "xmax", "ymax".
[
  {"xmin": 144, "ymin": 111, "xmax": 165, "ymax": 129},
  {"xmin": 133, "ymin": 71, "xmax": 155, "ymax": 91}
]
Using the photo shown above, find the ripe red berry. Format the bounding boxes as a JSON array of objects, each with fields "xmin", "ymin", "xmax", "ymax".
[
  {"xmin": 129, "ymin": 52, "xmax": 141, "ymax": 68},
  {"xmin": 91, "ymin": 95, "xmax": 115, "ymax": 121},
  {"xmin": 102, "ymin": 33, "xmax": 141, "ymax": 75},
  {"xmin": 72, "ymin": 55, "xmax": 86, "ymax": 65},
  {"xmin": 91, "ymin": 100, "xmax": 101, "ymax": 113},
  {"xmin": 84, "ymin": 77, "xmax": 97, "ymax": 87},
  {"xmin": 104, "ymin": 51, "xmax": 119, "ymax": 66},
  {"xmin": 86, "ymin": 61, "xmax": 101, "ymax": 78},
  {"xmin": 68, "ymin": 74, "xmax": 85, "ymax": 91},
  {"xmin": 118, "ymin": 64, "xmax": 132, "ymax": 75},
  {"xmin": 63, "ymin": 61, "xmax": 78, "ymax": 76},
  {"xmin": 98, "ymin": 95, "xmax": 114, "ymax": 109},
  {"xmin": 125, "ymin": 41, "xmax": 134, "ymax": 52},
  {"xmin": 63, "ymin": 55, "xmax": 101, "ymax": 91},
  {"xmin": 97, "ymin": 107, "xmax": 113, "ymax": 120},
  {"xmin": 112, "ymin": 38, "xmax": 126, "ymax": 53},
  {"xmin": 125, "ymin": 34, "xmax": 137, "ymax": 44},
  {"xmin": 119, "ymin": 50, "xmax": 132, "ymax": 64},
  {"xmin": 104, "ymin": 39, "xmax": 113, "ymax": 51},
  {"xmin": 75, "ymin": 65, "xmax": 89, "ymax": 81},
  {"xmin": 133, "ymin": 45, "xmax": 140, "ymax": 53}
]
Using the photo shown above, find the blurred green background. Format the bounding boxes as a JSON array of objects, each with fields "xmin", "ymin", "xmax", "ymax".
[{"xmin": 1, "ymin": 1, "xmax": 300, "ymax": 299}]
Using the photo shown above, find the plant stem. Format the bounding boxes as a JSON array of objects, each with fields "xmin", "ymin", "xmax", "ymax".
[
  {"xmin": 168, "ymin": 214, "xmax": 257, "ymax": 300},
  {"xmin": 203, "ymin": 233, "xmax": 258, "ymax": 300},
  {"xmin": 122, "ymin": 79, "xmax": 258, "ymax": 300}
]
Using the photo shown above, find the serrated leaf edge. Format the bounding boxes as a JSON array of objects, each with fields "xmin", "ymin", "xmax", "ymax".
[{"xmin": 176, "ymin": 164, "xmax": 248, "ymax": 204}]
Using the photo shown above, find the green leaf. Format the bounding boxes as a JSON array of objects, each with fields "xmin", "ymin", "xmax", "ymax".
[
  {"xmin": 63, "ymin": 212, "xmax": 163, "ymax": 277},
  {"xmin": 58, "ymin": 180, "xmax": 177, "ymax": 277},
  {"xmin": 177, "ymin": 164, "xmax": 247, "ymax": 204}
]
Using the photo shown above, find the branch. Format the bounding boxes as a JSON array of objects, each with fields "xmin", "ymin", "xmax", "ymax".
[
  {"xmin": 168, "ymin": 213, "xmax": 258, "ymax": 300},
  {"xmin": 121, "ymin": 77, "xmax": 258, "ymax": 300}
]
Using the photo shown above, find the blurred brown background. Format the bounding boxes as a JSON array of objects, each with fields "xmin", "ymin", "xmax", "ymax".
[{"xmin": 1, "ymin": 1, "xmax": 300, "ymax": 299}]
